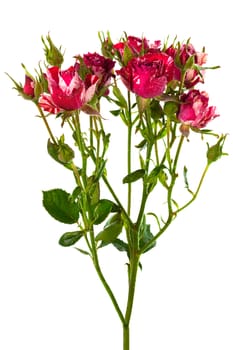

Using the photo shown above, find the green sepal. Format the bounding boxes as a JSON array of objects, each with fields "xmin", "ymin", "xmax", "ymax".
[
  {"xmin": 123, "ymin": 169, "xmax": 145, "ymax": 184},
  {"xmin": 122, "ymin": 44, "xmax": 134, "ymax": 66},
  {"xmin": 184, "ymin": 55, "xmax": 195, "ymax": 70},
  {"xmin": 42, "ymin": 189, "xmax": 79, "ymax": 224},
  {"xmin": 164, "ymin": 101, "xmax": 179, "ymax": 118},
  {"xmin": 59, "ymin": 231, "xmax": 83, "ymax": 247},
  {"xmin": 150, "ymin": 99, "xmax": 164, "ymax": 120}
]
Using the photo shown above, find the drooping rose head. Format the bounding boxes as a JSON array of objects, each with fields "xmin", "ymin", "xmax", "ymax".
[
  {"xmin": 178, "ymin": 90, "xmax": 219, "ymax": 129},
  {"xmin": 38, "ymin": 66, "xmax": 97, "ymax": 113},
  {"xmin": 23, "ymin": 75, "xmax": 35, "ymax": 98},
  {"xmin": 116, "ymin": 52, "xmax": 174, "ymax": 98}
]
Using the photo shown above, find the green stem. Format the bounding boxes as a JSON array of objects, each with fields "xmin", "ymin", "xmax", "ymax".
[
  {"xmin": 136, "ymin": 141, "xmax": 153, "ymax": 228},
  {"xmin": 154, "ymin": 122, "xmax": 160, "ymax": 165},
  {"xmin": 72, "ymin": 115, "xmax": 125, "ymax": 326},
  {"xmin": 37, "ymin": 105, "xmax": 57, "ymax": 144},
  {"xmin": 123, "ymin": 325, "xmax": 130, "ymax": 350},
  {"xmin": 123, "ymin": 253, "xmax": 140, "ymax": 350},
  {"xmin": 127, "ymin": 91, "xmax": 132, "ymax": 216},
  {"xmin": 89, "ymin": 226, "xmax": 125, "ymax": 324},
  {"xmin": 102, "ymin": 174, "xmax": 134, "ymax": 228},
  {"xmin": 167, "ymin": 135, "xmax": 184, "ymax": 213},
  {"xmin": 176, "ymin": 163, "xmax": 209, "ymax": 214},
  {"xmin": 140, "ymin": 135, "xmax": 185, "ymax": 253},
  {"xmin": 73, "ymin": 112, "xmax": 88, "ymax": 186}
]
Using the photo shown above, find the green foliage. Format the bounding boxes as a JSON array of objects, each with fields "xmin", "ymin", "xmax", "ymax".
[
  {"xmin": 112, "ymin": 86, "xmax": 128, "ymax": 109},
  {"xmin": 47, "ymin": 139, "xmax": 74, "ymax": 168},
  {"xmin": 93, "ymin": 199, "xmax": 118, "ymax": 225},
  {"xmin": 139, "ymin": 216, "xmax": 156, "ymax": 253},
  {"xmin": 123, "ymin": 169, "xmax": 145, "ymax": 184},
  {"xmin": 146, "ymin": 165, "xmax": 166, "ymax": 192},
  {"xmin": 59, "ymin": 231, "xmax": 83, "ymax": 247},
  {"xmin": 95, "ymin": 213, "xmax": 123, "ymax": 243},
  {"xmin": 86, "ymin": 176, "xmax": 100, "ymax": 206},
  {"xmin": 42, "ymin": 189, "xmax": 79, "ymax": 224}
]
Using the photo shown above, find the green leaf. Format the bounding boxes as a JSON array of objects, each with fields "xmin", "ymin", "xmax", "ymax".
[
  {"xmin": 139, "ymin": 217, "xmax": 156, "ymax": 253},
  {"xmin": 47, "ymin": 139, "xmax": 73, "ymax": 169},
  {"xmin": 112, "ymin": 239, "xmax": 129, "ymax": 253},
  {"xmin": 123, "ymin": 169, "xmax": 145, "ymax": 184},
  {"xmin": 158, "ymin": 169, "xmax": 169, "ymax": 189},
  {"xmin": 93, "ymin": 199, "xmax": 114, "ymax": 225},
  {"xmin": 86, "ymin": 176, "xmax": 100, "ymax": 206},
  {"xmin": 75, "ymin": 247, "xmax": 90, "ymax": 256},
  {"xmin": 58, "ymin": 143, "xmax": 75, "ymax": 163},
  {"xmin": 112, "ymin": 86, "xmax": 127, "ymax": 109},
  {"xmin": 95, "ymin": 213, "xmax": 123, "ymax": 243},
  {"xmin": 135, "ymin": 139, "xmax": 147, "ymax": 149},
  {"xmin": 110, "ymin": 109, "xmax": 121, "ymax": 116},
  {"xmin": 147, "ymin": 165, "xmax": 165, "ymax": 192},
  {"xmin": 155, "ymin": 126, "xmax": 167, "ymax": 140},
  {"xmin": 183, "ymin": 165, "xmax": 189, "ymax": 189},
  {"xmin": 43, "ymin": 189, "xmax": 79, "ymax": 224},
  {"xmin": 59, "ymin": 231, "xmax": 83, "ymax": 247}
]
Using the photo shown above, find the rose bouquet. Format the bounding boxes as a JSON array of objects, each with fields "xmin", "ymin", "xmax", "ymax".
[{"xmin": 8, "ymin": 32, "xmax": 227, "ymax": 349}]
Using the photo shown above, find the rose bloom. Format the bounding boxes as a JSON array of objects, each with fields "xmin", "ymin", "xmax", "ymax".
[
  {"xmin": 39, "ymin": 66, "xmax": 97, "ymax": 113},
  {"xmin": 114, "ymin": 35, "xmax": 161, "ymax": 58},
  {"xmin": 116, "ymin": 52, "xmax": 174, "ymax": 98},
  {"xmin": 178, "ymin": 90, "xmax": 219, "ymax": 129},
  {"xmin": 23, "ymin": 75, "xmax": 35, "ymax": 97},
  {"xmin": 82, "ymin": 52, "xmax": 115, "ymax": 93},
  {"xmin": 166, "ymin": 43, "xmax": 207, "ymax": 87}
]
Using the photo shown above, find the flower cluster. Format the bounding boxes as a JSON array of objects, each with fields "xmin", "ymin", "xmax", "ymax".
[
  {"xmin": 17, "ymin": 33, "xmax": 219, "ymax": 134},
  {"xmin": 9, "ymin": 32, "xmax": 227, "ymax": 350}
]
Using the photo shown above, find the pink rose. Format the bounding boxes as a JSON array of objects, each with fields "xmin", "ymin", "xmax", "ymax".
[
  {"xmin": 114, "ymin": 36, "xmax": 161, "ymax": 59},
  {"xmin": 116, "ymin": 52, "xmax": 174, "ymax": 98},
  {"xmin": 39, "ymin": 66, "xmax": 97, "ymax": 113},
  {"xmin": 82, "ymin": 52, "xmax": 115, "ymax": 91},
  {"xmin": 166, "ymin": 43, "xmax": 207, "ymax": 87},
  {"xmin": 38, "ymin": 94, "xmax": 61, "ymax": 114},
  {"xmin": 23, "ymin": 75, "xmax": 35, "ymax": 97},
  {"xmin": 178, "ymin": 90, "xmax": 219, "ymax": 129}
]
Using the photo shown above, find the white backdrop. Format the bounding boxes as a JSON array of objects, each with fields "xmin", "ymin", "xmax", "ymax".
[{"xmin": 1, "ymin": 1, "xmax": 233, "ymax": 349}]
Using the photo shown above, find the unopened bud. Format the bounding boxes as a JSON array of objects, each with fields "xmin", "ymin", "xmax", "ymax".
[
  {"xmin": 42, "ymin": 33, "xmax": 64, "ymax": 66},
  {"xmin": 207, "ymin": 134, "xmax": 227, "ymax": 164}
]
